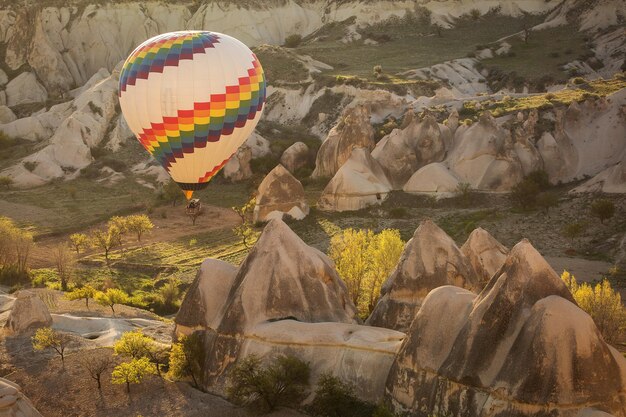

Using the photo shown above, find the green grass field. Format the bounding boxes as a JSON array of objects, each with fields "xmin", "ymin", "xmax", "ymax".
[{"xmin": 296, "ymin": 14, "xmax": 545, "ymax": 80}]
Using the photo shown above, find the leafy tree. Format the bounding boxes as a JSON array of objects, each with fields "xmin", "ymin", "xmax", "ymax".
[
  {"xmin": 111, "ymin": 357, "xmax": 154, "ymax": 393},
  {"xmin": 69, "ymin": 233, "xmax": 89, "ymax": 253},
  {"xmin": 90, "ymin": 226, "xmax": 121, "ymax": 261},
  {"xmin": 561, "ymin": 271, "xmax": 626, "ymax": 344},
  {"xmin": 590, "ymin": 199, "xmax": 615, "ymax": 224},
  {"xmin": 364, "ymin": 230, "xmax": 404, "ymax": 313},
  {"xmin": 126, "ymin": 214, "xmax": 153, "ymax": 242},
  {"xmin": 53, "ymin": 243, "xmax": 75, "ymax": 291},
  {"xmin": 66, "ymin": 285, "xmax": 96, "ymax": 308},
  {"xmin": 562, "ymin": 221, "xmax": 585, "ymax": 245},
  {"xmin": 80, "ymin": 350, "xmax": 112, "ymax": 389},
  {"xmin": 227, "ymin": 355, "xmax": 310, "ymax": 413},
  {"xmin": 114, "ymin": 330, "xmax": 152, "ymax": 359},
  {"xmin": 536, "ymin": 192, "xmax": 559, "ymax": 214},
  {"xmin": 162, "ymin": 180, "xmax": 182, "ymax": 207},
  {"xmin": 94, "ymin": 288, "xmax": 129, "ymax": 315},
  {"xmin": 0, "ymin": 176, "xmax": 13, "ymax": 189},
  {"xmin": 0, "ymin": 217, "xmax": 33, "ymax": 278},
  {"xmin": 32, "ymin": 327, "xmax": 72, "ymax": 365},
  {"xmin": 108, "ymin": 216, "xmax": 129, "ymax": 245},
  {"xmin": 330, "ymin": 229, "xmax": 404, "ymax": 316},
  {"xmin": 114, "ymin": 330, "xmax": 168, "ymax": 376},
  {"xmin": 232, "ymin": 197, "xmax": 257, "ymax": 249},
  {"xmin": 168, "ymin": 333, "xmax": 205, "ymax": 388}
]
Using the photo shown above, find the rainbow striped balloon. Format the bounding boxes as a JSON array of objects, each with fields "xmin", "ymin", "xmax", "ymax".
[{"xmin": 119, "ymin": 31, "xmax": 266, "ymax": 199}]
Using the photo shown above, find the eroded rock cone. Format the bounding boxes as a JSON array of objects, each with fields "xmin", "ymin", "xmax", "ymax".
[
  {"xmin": 175, "ymin": 259, "xmax": 238, "ymax": 334},
  {"xmin": 366, "ymin": 220, "xmax": 479, "ymax": 332},
  {"xmin": 253, "ymin": 164, "xmax": 309, "ymax": 223},
  {"xmin": 195, "ymin": 219, "xmax": 358, "ymax": 388},
  {"xmin": 312, "ymin": 104, "xmax": 375, "ymax": 179},
  {"xmin": 5, "ymin": 291, "xmax": 52, "ymax": 333},
  {"xmin": 317, "ymin": 147, "xmax": 392, "ymax": 212},
  {"xmin": 0, "ymin": 378, "xmax": 43, "ymax": 417},
  {"xmin": 447, "ymin": 111, "xmax": 526, "ymax": 191},
  {"xmin": 386, "ymin": 239, "xmax": 626, "ymax": 417},
  {"xmin": 372, "ymin": 111, "xmax": 450, "ymax": 190},
  {"xmin": 461, "ymin": 227, "xmax": 508, "ymax": 284},
  {"xmin": 280, "ymin": 141, "xmax": 310, "ymax": 174}
]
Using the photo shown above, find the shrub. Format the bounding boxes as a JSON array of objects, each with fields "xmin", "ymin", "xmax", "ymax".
[
  {"xmin": 510, "ymin": 170, "xmax": 551, "ymax": 210},
  {"xmin": 373, "ymin": 65, "xmax": 382, "ymax": 75},
  {"xmin": 388, "ymin": 207, "xmax": 407, "ymax": 219},
  {"xmin": 308, "ymin": 373, "xmax": 374, "ymax": 417},
  {"xmin": 227, "ymin": 354, "xmax": 310, "ymax": 413},
  {"xmin": 88, "ymin": 101, "xmax": 103, "ymax": 117},
  {"xmin": 455, "ymin": 182, "xmax": 473, "ymax": 206},
  {"xmin": 0, "ymin": 176, "xmax": 13, "ymax": 189},
  {"xmin": 561, "ymin": 271, "xmax": 626, "ymax": 344},
  {"xmin": 168, "ymin": 333, "xmax": 205, "ymax": 388},
  {"xmin": 23, "ymin": 161, "xmax": 37, "ymax": 172},
  {"xmin": 572, "ymin": 77, "xmax": 587, "ymax": 85},
  {"xmin": 469, "ymin": 8, "xmax": 481, "ymax": 20},
  {"xmin": 284, "ymin": 34, "xmax": 302, "ymax": 48},
  {"xmin": 0, "ymin": 131, "xmax": 15, "ymax": 149},
  {"xmin": 590, "ymin": 199, "xmax": 615, "ymax": 224}
]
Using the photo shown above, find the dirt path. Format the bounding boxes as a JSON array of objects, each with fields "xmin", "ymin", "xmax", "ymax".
[
  {"xmin": 545, "ymin": 256, "xmax": 613, "ymax": 282},
  {"xmin": 29, "ymin": 204, "xmax": 241, "ymax": 269}
]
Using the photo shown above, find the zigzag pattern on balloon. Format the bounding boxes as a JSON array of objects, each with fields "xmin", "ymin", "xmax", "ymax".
[
  {"xmin": 135, "ymin": 57, "xmax": 265, "ymax": 174},
  {"xmin": 119, "ymin": 32, "xmax": 221, "ymax": 94}
]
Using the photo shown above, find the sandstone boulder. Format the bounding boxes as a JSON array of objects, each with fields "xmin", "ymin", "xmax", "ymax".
[
  {"xmin": 385, "ymin": 240, "xmax": 626, "ymax": 417},
  {"xmin": 280, "ymin": 141, "xmax": 310, "ymax": 174},
  {"xmin": 0, "ymin": 378, "xmax": 43, "ymax": 417},
  {"xmin": 5, "ymin": 291, "xmax": 52, "ymax": 333},
  {"xmin": 366, "ymin": 220, "xmax": 480, "ymax": 332},
  {"xmin": 447, "ymin": 112, "xmax": 526, "ymax": 191},
  {"xmin": 402, "ymin": 162, "xmax": 460, "ymax": 197},
  {"xmin": 223, "ymin": 145, "xmax": 253, "ymax": 182},
  {"xmin": 461, "ymin": 227, "xmax": 508, "ymax": 284},
  {"xmin": 5, "ymin": 72, "xmax": 47, "ymax": 107},
  {"xmin": 317, "ymin": 147, "xmax": 391, "ymax": 212},
  {"xmin": 253, "ymin": 164, "xmax": 309, "ymax": 223},
  {"xmin": 245, "ymin": 132, "xmax": 271, "ymax": 158},
  {"xmin": 312, "ymin": 105, "xmax": 375, "ymax": 179},
  {"xmin": 372, "ymin": 111, "xmax": 450, "ymax": 189}
]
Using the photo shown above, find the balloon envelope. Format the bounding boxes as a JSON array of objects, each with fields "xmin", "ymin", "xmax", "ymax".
[{"xmin": 118, "ymin": 31, "xmax": 266, "ymax": 198}]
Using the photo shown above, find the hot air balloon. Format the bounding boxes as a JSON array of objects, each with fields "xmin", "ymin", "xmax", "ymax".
[{"xmin": 118, "ymin": 31, "xmax": 266, "ymax": 201}]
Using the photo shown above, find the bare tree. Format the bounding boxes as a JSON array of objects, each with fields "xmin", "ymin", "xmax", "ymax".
[
  {"xmin": 80, "ymin": 350, "xmax": 112, "ymax": 389},
  {"xmin": 53, "ymin": 244, "xmax": 76, "ymax": 291}
]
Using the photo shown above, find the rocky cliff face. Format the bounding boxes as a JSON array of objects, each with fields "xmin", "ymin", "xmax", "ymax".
[{"xmin": 385, "ymin": 240, "xmax": 626, "ymax": 417}]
